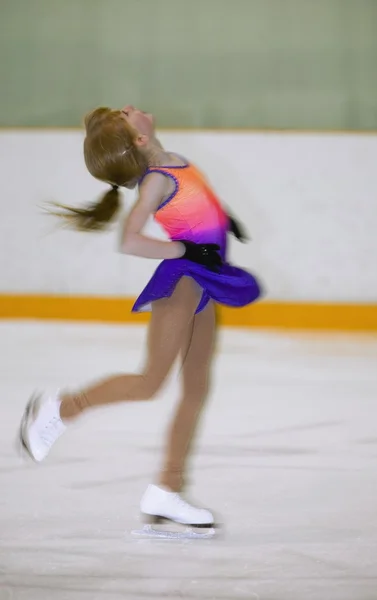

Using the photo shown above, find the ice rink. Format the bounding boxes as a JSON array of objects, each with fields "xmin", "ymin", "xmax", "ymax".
[{"xmin": 1, "ymin": 320, "xmax": 377, "ymax": 600}]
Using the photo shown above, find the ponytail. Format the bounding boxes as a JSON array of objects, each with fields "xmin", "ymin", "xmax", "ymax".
[{"xmin": 48, "ymin": 186, "xmax": 121, "ymax": 231}]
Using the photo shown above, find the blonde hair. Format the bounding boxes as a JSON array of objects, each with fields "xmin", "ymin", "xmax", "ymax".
[{"xmin": 51, "ymin": 107, "xmax": 148, "ymax": 231}]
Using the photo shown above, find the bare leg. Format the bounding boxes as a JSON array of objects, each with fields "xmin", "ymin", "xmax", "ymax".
[
  {"xmin": 60, "ymin": 278, "xmax": 202, "ymax": 419},
  {"xmin": 158, "ymin": 300, "xmax": 217, "ymax": 492}
]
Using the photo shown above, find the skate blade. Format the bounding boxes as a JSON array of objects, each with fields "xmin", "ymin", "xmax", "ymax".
[{"xmin": 131, "ymin": 524, "xmax": 216, "ymax": 540}]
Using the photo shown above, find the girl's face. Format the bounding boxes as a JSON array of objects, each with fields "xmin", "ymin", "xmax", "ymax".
[{"xmin": 120, "ymin": 105, "xmax": 155, "ymax": 138}]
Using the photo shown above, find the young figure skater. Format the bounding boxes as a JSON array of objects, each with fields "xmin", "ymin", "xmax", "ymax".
[{"xmin": 19, "ymin": 105, "xmax": 261, "ymax": 538}]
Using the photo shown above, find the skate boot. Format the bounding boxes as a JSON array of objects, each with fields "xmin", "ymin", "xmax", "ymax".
[
  {"xmin": 19, "ymin": 391, "xmax": 66, "ymax": 462},
  {"xmin": 131, "ymin": 484, "xmax": 216, "ymax": 540}
]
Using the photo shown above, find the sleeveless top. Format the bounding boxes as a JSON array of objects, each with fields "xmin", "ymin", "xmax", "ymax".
[{"xmin": 143, "ymin": 161, "xmax": 229, "ymax": 256}]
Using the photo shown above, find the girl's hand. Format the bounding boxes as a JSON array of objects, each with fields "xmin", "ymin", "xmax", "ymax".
[{"xmin": 228, "ymin": 214, "xmax": 249, "ymax": 242}]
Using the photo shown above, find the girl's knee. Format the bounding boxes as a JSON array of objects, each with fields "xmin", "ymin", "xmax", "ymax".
[{"xmin": 139, "ymin": 370, "xmax": 166, "ymax": 399}]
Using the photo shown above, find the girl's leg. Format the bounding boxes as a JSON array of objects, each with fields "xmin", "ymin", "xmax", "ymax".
[
  {"xmin": 158, "ymin": 300, "xmax": 217, "ymax": 492},
  {"xmin": 60, "ymin": 277, "xmax": 202, "ymax": 420}
]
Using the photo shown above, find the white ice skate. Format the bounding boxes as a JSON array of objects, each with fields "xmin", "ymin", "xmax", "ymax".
[
  {"xmin": 131, "ymin": 484, "xmax": 216, "ymax": 540},
  {"xmin": 18, "ymin": 391, "xmax": 66, "ymax": 462}
]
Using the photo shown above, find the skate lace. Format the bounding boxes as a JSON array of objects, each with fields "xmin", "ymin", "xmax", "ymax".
[{"xmin": 40, "ymin": 416, "xmax": 62, "ymax": 447}]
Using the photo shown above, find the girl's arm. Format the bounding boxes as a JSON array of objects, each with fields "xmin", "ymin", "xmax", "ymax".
[{"xmin": 121, "ymin": 172, "xmax": 185, "ymax": 259}]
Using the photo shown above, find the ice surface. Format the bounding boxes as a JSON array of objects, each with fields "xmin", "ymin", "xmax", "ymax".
[{"xmin": 1, "ymin": 321, "xmax": 377, "ymax": 600}]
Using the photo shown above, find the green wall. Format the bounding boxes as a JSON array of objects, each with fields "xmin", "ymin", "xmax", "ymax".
[{"xmin": 1, "ymin": 0, "xmax": 376, "ymax": 129}]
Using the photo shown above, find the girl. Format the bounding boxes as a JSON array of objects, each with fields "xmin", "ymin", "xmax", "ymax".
[{"xmin": 19, "ymin": 105, "xmax": 261, "ymax": 537}]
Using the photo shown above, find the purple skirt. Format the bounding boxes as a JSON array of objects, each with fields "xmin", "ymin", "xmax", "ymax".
[{"xmin": 132, "ymin": 258, "xmax": 261, "ymax": 314}]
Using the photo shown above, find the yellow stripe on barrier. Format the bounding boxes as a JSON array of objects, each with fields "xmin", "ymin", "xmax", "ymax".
[{"xmin": 0, "ymin": 295, "xmax": 376, "ymax": 331}]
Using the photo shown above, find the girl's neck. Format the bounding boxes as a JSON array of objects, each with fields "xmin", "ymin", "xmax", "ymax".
[{"xmin": 145, "ymin": 140, "xmax": 184, "ymax": 167}]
